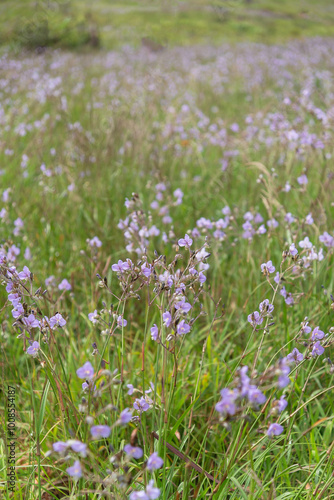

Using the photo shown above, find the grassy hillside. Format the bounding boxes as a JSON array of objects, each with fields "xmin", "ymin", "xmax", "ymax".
[{"xmin": 1, "ymin": 0, "xmax": 334, "ymax": 50}]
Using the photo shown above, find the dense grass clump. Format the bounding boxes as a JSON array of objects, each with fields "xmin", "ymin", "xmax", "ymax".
[{"xmin": 0, "ymin": 36, "xmax": 334, "ymax": 499}]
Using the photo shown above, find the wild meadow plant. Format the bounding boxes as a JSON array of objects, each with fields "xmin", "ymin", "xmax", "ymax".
[{"xmin": 1, "ymin": 38, "xmax": 334, "ymax": 499}]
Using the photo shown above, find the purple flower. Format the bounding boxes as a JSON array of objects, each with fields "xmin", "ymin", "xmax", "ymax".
[
  {"xmin": 248, "ymin": 386, "xmax": 266, "ymax": 406},
  {"xmin": 45, "ymin": 275, "xmax": 56, "ymax": 288},
  {"xmin": 23, "ymin": 314, "xmax": 40, "ymax": 329},
  {"xmin": 176, "ymin": 320, "xmax": 191, "ymax": 335},
  {"xmin": 112, "ymin": 259, "xmax": 130, "ymax": 273},
  {"xmin": 117, "ymin": 316, "xmax": 127, "ymax": 327},
  {"xmin": 215, "ymin": 392, "xmax": 236, "ymax": 416},
  {"xmin": 66, "ymin": 460, "xmax": 82, "ymax": 478},
  {"xmin": 299, "ymin": 237, "xmax": 312, "ymax": 249},
  {"xmin": 278, "ymin": 375, "xmax": 291, "ymax": 388},
  {"xmin": 12, "ymin": 303, "xmax": 24, "ymax": 319},
  {"xmin": 133, "ymin": 397, "xmax": 150, "ymax": 412},
  {"xmin": 175, "ymin": 299, "xmax": 192, "ymax": 314},
  {"xmin": 69, "ymin": 440, "xmax": 87, "ymax": 457},
  {"xmin": 178, "ymin": 234, "xmax": 193, "ymax": 247},
  {"xmin": 24, "ymin": 247, "xmax": 31, "ymax": 260},
  {"xmin": 305, "ymin": 213, "xmax": 314, "ymax": 225},
  {"xmin": 274, "ymin": 272, "xmax": 280, "ymax": 284},
  {"xmin": 147, "ymin": 452, "xmax": 163, "ymax": 471},
  {"xmin": 276, "ymin": 395, "xmax": 288, "ymax": 413},
  {"xmin": 198, "ymin": 272, "xmax": 206, "ymax": 283},
  {"xmin": 76, "ymin": 361, "xmax": 94, "ymax": 380},
  {"xmin": 18, "ymin": 266, "xmax": 31, "ymax": 281},
  {"xmin": 173, "ymin": 188, "xmax": 183, "ymax": 204},
  {"xmin": 289, "ymin": 244, "xmax": 298, "ymax": 257},
  {"xmin": 129, "ymin": 491, "xmax": 149, "ymax": 500},
  {"xmin": 247, "ymin": 311, "xmax": 263, "ymax": 328},
  {"xmin": 58, "ymin": 279, "xmax": 72, "ymax": 291},
  {"xmin": 88, "ymin": 236, "xmax": 102, "ymax": 248},
  {"xmin": 301, "ymin": 321, "xmax": 312, "ymax": 334},
  {"xmin": 9, "ymin": 293, "xmax": 21, "ymax": 307},
  {"xmin": 52, "ymin": 441, "xmax": 68, "ymax": 453},
  {"xmin": 127, "ymin": 384, "xmax": 134, "ymax": 395},
  {"xmin": 311, "ymin": 327, "xmax": 324, "ymax": 341},
  {"xmin": 319, "ymin": 232, "xmax": 334, "ymax": 248},
  {"xmin": 286, "ymin": 348, "xmax": 303, "ymax": 364},
  {"xmin": 267, "ymin": 219, "xmax": 279, "ymax": 229},
  {"xmin": 150, "ymin": 324, "xmax": 159, "ymax": 341},
  {"xmin": 261, "ymin": 260, "xmax": 275, "ymax": 274},
  {"xmin": 312, "ymin": 341, "xmax": 325, "ymax": 357},
  {"xmin": 259, "ymin": 299, "xmax": 274, "ymax": 316},
  {"xmin": 267, "ymin": 423, "xmax": 284, "ymax": 437},
  {"xmin": 146, "ymin": 480, "xmax": 161, "ymax": 499},
  {"xmin": 257, "ymin": 224, "xmax": 267, "ymax": 235},
  {"xmin": 82, "ymin": 381, "xmax": 95, "ymax": 392},
  {"xmin": 7, "ymin": 245, "xmax": 20, "ymax": 262},
  {"xmin": 26, "ymin": 341, "xmax": 40, "ymax": 357},
  {"xmin": 285, "ymin": 213, "xmax": 295, "ymax": 224},
  {"xmin": 88, "ymin": 310, "xmax": 98, "ymax": 324},
  {"xmin": 90, "ymin": 425, "xmax": 111, "ymax": 439},
  {"xmin": 297, "ymin": 174, "xmax": 308, "ymax": 185},
  {"xmin": 124, "ymin": 444, "xmax": 143, "ymax": 459},
  {"xmin": 49, "ymin": 313, "xmax": 66, "ymax": 329},
  {"xmin": 119, "ymin": 408, "xmax": 133, "ymax": 424},
  {"xmin": 141, "ymin": 263, "xmax": 152, "ymax": 278},
  {"xmin": 163, "ymin": 311, "xmax": 172, "ymax": 327}
]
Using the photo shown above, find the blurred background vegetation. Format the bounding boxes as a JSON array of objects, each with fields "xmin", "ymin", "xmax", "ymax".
[{"xmin": 1, "ymin": 0, "xmax": 334, "ymax": 51}]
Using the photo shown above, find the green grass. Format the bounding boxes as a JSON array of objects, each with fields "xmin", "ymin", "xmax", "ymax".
[
  {"xmin": 1, "ymin": 0, "xmax": 334, "ymax": 50},
  {"xmin": 0, "ymin": 9, "xmax": 334, "ymax": 500}
]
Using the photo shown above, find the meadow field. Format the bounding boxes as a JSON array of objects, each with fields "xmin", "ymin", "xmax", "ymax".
[{"xmin": 0, "ymin": 1, "xmax": 334, "ymax": 499}]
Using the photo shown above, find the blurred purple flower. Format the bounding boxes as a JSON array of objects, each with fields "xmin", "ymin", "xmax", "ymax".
[
  {"xmin": 18, "ymin": 266, "xmax": 31, "ymax": 281},
  {"xmin": 119, "ymin": 408, "xmax": 133, "ymax": 424},
  {"xmin": 76, "ymin": 361, "xmax": 94, "ymax": 380},
  {"xmin": 147, "ymin": 452, "xmax": 163, "ymax": 471},
  {"xmin": 53, "ymin": 441, "xmax": 68, "ymax": 453},
  {"xmin": 117, "ymin": 316, "xmax": 127, "ymax": 327},
  {"xmin": 124, "ymin": 444, "xmax": 143, "ymax": 459},
  {"xmin": 66, "ymin": 460, "xmax": 82, "ymax": 478},
  {"xmin": 178, "ymin": 234, "xmax": 193, "ymax": 247},
  {"xmin": 151, "ymin": 324, "xmax": 159, "ymax": 341},
  {"xmin": 90, "ymin": 425, "xmax": 111, "ymax": 439},
  {"xmin": 133, "ymin": 397, "xmax": 150, "ymax": 412},
  {"xmin": 58, "ymin": 279, "xmax": 71, "ymax": 291},
  {"xmin": 27, "ymin": 341, "xmax": 40, "ymax": 357},
  {"xmin": 267, "ymin": 423, "xmax": 284, "ymax": 436}
]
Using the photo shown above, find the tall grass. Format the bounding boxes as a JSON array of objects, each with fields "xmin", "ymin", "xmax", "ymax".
[{"xmin": 0, "ymin": 38, "xmax": 334, "ymax": 499}]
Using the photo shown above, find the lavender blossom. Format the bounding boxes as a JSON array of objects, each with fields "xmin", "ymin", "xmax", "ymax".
[
  {"xmin": 26, "ymin": 341, "xmax": 40, "ymax": 357},
  {"xmin": 66, "ymin": 460, "xmax": 82, "ymax": 478},
  {"xmin": 150, "ymin": 324, "xmax": 159, "ymax": 341},
  {"xmin": 286, "ymin": 348, "xmax": 303, "ymax": 364},
  {"xmin": 124, "ymin": 444, "xmax": 143, "ymax": 459},
  {"xmin": 312, "ymin": 342, "xmax": 325, "ymax": 357},
  {"xmin": 267, "ymin": 423, "xmax": 284, "ymax": 436},
  {"xmin": 146, "ymin": 452, "xmax": 163, "ymax": 471},
  {"xmin": 261, "ymin": 260, "xmax": 275, "ymax": 274},
  {"xmin": 90, "ymin": 425, "xmax": 111, "ymax": 439},
  {"xmin": 76, "ymin": 361, "xmax": 94, "ymax": 380}
]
